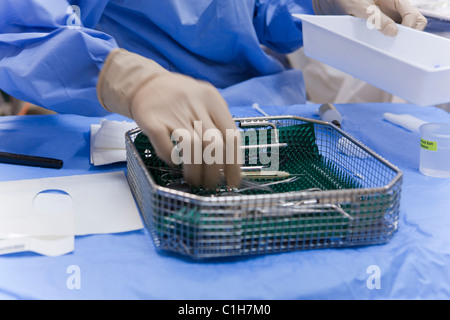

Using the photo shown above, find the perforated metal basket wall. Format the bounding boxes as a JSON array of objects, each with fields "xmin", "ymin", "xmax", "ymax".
[{"xmin": 125, "ymin": 116, "xmax": 403, "ymax": 259}]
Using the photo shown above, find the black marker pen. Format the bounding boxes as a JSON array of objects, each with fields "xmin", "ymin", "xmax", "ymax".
[{"xmin": 0, "ymin": 151, "xmax": 63, "ymax": 169}]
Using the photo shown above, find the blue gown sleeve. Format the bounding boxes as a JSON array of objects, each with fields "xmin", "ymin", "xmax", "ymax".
[
  {"xmin": 0, "ymin": 0, "xmax": 119, "ymax": 116},
  {"xmin": 253, "ymin": 0, "xmax": 315, "ymax": 54}
]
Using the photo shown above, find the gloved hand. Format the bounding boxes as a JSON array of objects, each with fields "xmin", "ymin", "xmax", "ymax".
[
  {"xmin": 312, "ymin": 0, "xmax": 427, "ymax": 36},
  {"xmin": 97, "ymin": 49, "xmax": 242, "ymax": 189}
]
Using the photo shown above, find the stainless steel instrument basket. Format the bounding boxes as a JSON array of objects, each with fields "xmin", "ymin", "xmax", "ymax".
[{"xmin": 125, "ymin": 116, "xmax": 403, "ymax": 259}]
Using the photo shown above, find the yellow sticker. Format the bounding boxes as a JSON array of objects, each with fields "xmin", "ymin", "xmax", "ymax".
[{"xmin": 421, "ymin": 138, "xmax": 438, "ymax": 151}]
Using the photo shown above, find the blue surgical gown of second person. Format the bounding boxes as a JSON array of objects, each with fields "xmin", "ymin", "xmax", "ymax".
[{"xmin": 0, "ymin": 0, "xmax": 314, "ymax": 116}]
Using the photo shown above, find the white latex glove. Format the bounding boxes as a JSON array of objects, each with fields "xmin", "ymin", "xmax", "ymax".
[
  {"xmin": 312, "ymin": 0, "xmax": 428, "ymax": 36},
  {"xmin": 97, "ymin": 49, "xmax": 242, "ymax": 189}
]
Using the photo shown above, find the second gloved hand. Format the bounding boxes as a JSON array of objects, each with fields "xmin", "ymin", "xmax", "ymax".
[
  {"xmin": 312, "ymin": 0, "xmax": 427, "ymax": 36},
  {"xmin": 97, "ymin": 49, "xmax": 242, "ymax": 189}
]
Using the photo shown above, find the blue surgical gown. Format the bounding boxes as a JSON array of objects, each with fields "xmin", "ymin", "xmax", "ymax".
[{"xmin": 0, "ymin": 1, "xmax": 313, "ymax": 116}]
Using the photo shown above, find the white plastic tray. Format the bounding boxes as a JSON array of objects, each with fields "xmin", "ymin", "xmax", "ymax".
[
  {"xmin": 410, "ymin": 0, "xmax": 450, "ymax": 21},
  {"xmin": 294, "ymin": 14, "xmax": 450, "ymax": 106},
  {"xmin": 420, "ymin": 9, "xmax": 450, "ymax": 21}
]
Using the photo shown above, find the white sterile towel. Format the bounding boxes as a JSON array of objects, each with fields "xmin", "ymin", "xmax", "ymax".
[
  {"xmin": 382, "ymin": 113, "xmax": 428, "ymax": 133},
  {"xmin": 90, "ymin": 119, "xmax": 137, "ymax": 166}
]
